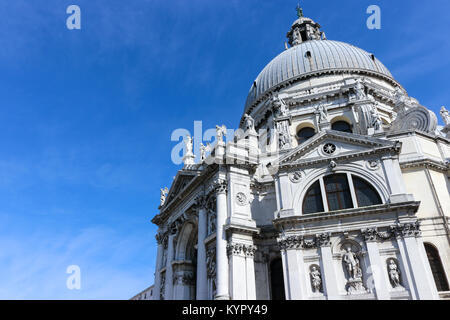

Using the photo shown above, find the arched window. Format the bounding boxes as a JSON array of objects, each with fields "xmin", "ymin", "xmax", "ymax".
[
  {"xmin": 297, "ymin": 127, "xmax": 316, "ymax": 144},
  {"xmin": 331, "ymin": 121, "xmax": 352, "ymax": 133},
  {"xmin": 303, "ymin": 180, "xmax": 324, "ymax": 214},
  {"xmin": 424, "ymin": 243, "xmax": 449, "ymax": 292},
  {"xmin": 324, "ymin": 174, "xmax": 353, "ymax": 211},
  {"xmin": 352, "ymin": 176, "xmax": 382, "ymax": 207},
  {"xmin": 302, "ymin": 174, "xmax": 383, "ymax": 215}
]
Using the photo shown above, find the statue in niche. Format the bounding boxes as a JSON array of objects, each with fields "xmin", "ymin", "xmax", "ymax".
[
  {"xmin": 215, "ymin": 125, "xmax": 227, "ymax": 144},
  {"xmin": 440, "ymin": 106, "xmax": 450, "ymax": 126},
  {"xmin": 160, "ymin": 187, "xmax": 169, "ymax": 206},
  {"xmin": 343, "ymin": 245, "xmax": 362, "ymax": 280},
  {"xmin": 244, "ymin": 113, "xmax": 255, "ymax": 132},
  {"xmin": 310, "ymin": 265, "xmax": 322, "ymax": 293},
  {"xmin": 354, "ymin": 79, "xmax": 366, "ymax": 100},
  {"xmin": 387, "ymin": 259, "xmax": 402, "ymax": 288},
  {"xmin": 315, "ymin": 103, "xmax": 328, "ymax": 123},
  {"xmin": 277, "ymin": 122, "xmax": 291, "ymax": 150},
  {"xmin": 272, "ymin": 94, "xmax": 288, "ymax": 117}
]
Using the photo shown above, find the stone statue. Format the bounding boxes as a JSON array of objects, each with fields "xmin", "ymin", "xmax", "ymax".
[
  {"xmin": 216, "ymin": 125, "xmax": 227, "ymax": 144},
  {"xmin": 388, "ymin": 259, "xmax": 401, "ymax": 288},
  {"xmin": 343, "ymin": 245, "xmax": 362, "ymax": 280},
  {"xmin": 440, "ymin": 106, "xmax": 450, "ymax": 126},
  {"xmin": 354, "ymin": 79, "xmax": 366, "ymax": 100},
  {"xmin": 244, "ymin": 113, "xmax": 255, "ymax": 132},
  {"xmin": 272, "ymin": 94, "xmax": 288, "ymax": 117},
  {"xmin": 310, "ymin": 266, "xmax": 322, "ymax": 293},
  {"xmin": 315, "ymin": 103, "xmax": 328, "ymax": 123},
  {"xmin": 200, "ymin": 143, "xmax": 207, "ymax": 161},
  {"xmin": 160, "ymin": 187, "xmax": 169, "ymax": 206},
  {"xmin": 277, "ymin": 122, "xmax": 291, "ymax": 150},
  {"xmin": 370, "ymin": 105, "xmax": 382, "ymax": 131},
  {"xmin": 185, "ymin": 135, "xmax": 193, "ymax": 155}
]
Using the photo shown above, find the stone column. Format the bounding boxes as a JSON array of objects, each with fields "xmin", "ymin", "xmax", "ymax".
[
  {"xmin": 164, "ymin": 229, "xmax": 176, "ymax": 300},
  {"xmin": 228, "ymin": 242, "xmax": 257, "ymax": 300},
  {"xmin": 196, "ymin": 197, "xmax": 208, "ymax": 300},
  {"xmin": 214, "ymin": 180, "xmax": 230, "ymax": 300},
  {"xmin": 278, "ymin": 236, "xmax": 308, "ymax": 300},
  {"xmin": 152, "ymin": 232, "xmax": 165, "ymax": 300},
  {"xmin": 361, "ymin": 229, "xmax": 390, "ymax": 300},
  {"xmin": 316, "ymin": 233, "xmax": 340, "ymax": 300},
  {"xmin": 396, "ymin": 223, "xmax": 439, "ymax": 300}
]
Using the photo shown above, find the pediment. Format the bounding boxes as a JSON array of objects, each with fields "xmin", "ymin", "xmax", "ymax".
[
  {"xmin": 277, "ymin": 130, "xmax": 399, "ymax": 166},
  {"xmin": 163, "ymin": 170, "xmax": 199, "ymax": 208}
]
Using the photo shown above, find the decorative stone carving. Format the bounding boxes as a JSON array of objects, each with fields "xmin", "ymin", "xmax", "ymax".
[
  {"xmin": 206, "ymin": 247, "xmax": 216, "ymax": 279},
  {"xmin": 174, "ymin": 272, "xmax": 195, "ymax": 286},
  {"xmin": 441, "ymin": 106, "xmax": 450, "ymax": 126},
  {"xmin": 390, "ymin": 105, "xmax": 438, "ymax": 134},
  {"xmin": 322, "ymin": 143, "xmax": 336, "ymax": 155},
  {"xmin": 361, "ymin": 228, "xmax": 378, "ymax": 242},
  {"xmin": 215, "ymin": 125, "xmax": 227, "ymax": 144},
  {"xmin": 160, "ymin": 187, "xmax": 169, "ymax": 207},
  {"xmin": 329, "ymin": 160, "xmax": 337, "ymax": 170},
  {"xmin": 289, "ymin": 171, "xmax": 302, "ymax": 183},
  {"xmin": 342, "ymin": 244, "xmax": 366, "ymax": 294},
  {"xmin": 160, "ymin": 274, "xmax": 166, "ymax": 300},
  {"xmin": 366, "ymin": 159, "xmax": 380, "ymax": 170},
  {"xmin": 370, "ymin": 105, "xmax": 382, "ymax": 132},
  {"xmin": 235, "ymin": 192, "xmax": 247, "ymax": 206},
  {"xmin": 309, "ymin": 265, "xmax": 323, "ymax": 293},
  {"xmin": 207, "ymin": 211, "xmax": 216, "ymax": 235},
  {"xmin": 227, "ymin": 242, "xmax": 257, "ymax": 257},
  {"xmin": 396, "ymin": 221, "xmax": 421, "ymax": 238},
  {"xmin": 278, "ymin": 235, "xmax": 303, "ymax": 250},
  {"xmin": 387, "ymin": 258, "xmax": 402, "ymax": 289},
  {"xmin": 315, "ymin": 233, "xmax": 331, "ymax": 247},
  {"xmin": 213, "ymin": 179, "xmax": 227, "ymax": 195}
]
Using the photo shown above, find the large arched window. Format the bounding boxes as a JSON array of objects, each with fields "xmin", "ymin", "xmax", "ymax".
[
  {"xmin": 302, "ymin": 174, "xmax": 382, "ymax": 215},
  {"xmin": 297, "ymin": 127, "xmax": 316, "ymax": 144},
  {"xmin": 424, "ymin": 243, "xmax": 449, "ymax": 292},
  {"xmin": 331, "ymin": 120, "xmax": 352, "ymax": 133}
]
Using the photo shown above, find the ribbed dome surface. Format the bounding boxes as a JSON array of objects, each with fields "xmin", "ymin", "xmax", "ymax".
[{"xmin": 244, "ymin": 40, "xmax": 393, "ymax": 112}]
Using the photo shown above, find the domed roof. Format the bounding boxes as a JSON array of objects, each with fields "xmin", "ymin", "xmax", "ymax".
[{"xmin": 244, "ymin": 40, "xmax": 394, "ymax": 113}]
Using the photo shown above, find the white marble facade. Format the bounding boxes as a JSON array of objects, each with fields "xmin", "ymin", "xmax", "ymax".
[{"xmin": 149, "ymin": 10, "xmax": 450, "ymax": 300}]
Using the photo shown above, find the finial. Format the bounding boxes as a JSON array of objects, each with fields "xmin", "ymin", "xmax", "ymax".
[{"xmin": 296, "ymin": 3, "xmax": 304, "ymax": 18}]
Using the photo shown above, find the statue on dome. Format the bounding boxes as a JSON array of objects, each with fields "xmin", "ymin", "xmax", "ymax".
[
  {"xmin": 216, "ymin": 125, "xmax": 227, "ymax": 144},
  {"xmin": 244, "ymin": 113, "xmax": 256, "ymax": 132},
  {"xmin": 272, "ymin": 94, "xmax": 288, "ymax": 117},
  {"xmin": 315, "ymin": 102, "xmax": 328, "ymax": 123},
  {"xmin": 296, "ymin": 3, "xmax": 304, "ymax": 18},
  {"xmin": 440, "ymin": 106, "xmax": 450, "ymax": 126},
  {"xmin": 354, "ymin": 78, "xmax": 366, "ymax": 100}
]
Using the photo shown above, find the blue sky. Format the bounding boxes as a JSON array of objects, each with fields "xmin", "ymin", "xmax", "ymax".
[{"xmin": 0, "ymin": 0, "xmax": 448, "ymax": 299}]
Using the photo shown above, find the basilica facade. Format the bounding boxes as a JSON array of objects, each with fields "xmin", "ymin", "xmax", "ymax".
[{"xmin": 150, "ymin": 10, "xmax": 450, "ymax": 300}]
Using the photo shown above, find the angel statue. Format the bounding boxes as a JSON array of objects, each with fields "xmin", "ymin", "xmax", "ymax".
[
  {"xmin": 440, "ymin": 106, "xmax": 450, "ymax": 126},
  {"xmin": 199, "ymin": 143, "xmax": 211, "ymax": 162},
  {"xmin": 272, "ymin": 94, "xmax": 288, "ymax": 117},
  {"xmin": 370, "ymin": 106, "xmax": 382, "ymax": 131},
  {"xmin": 160, "ymin": 187, "xmax": 169, "ymax": 206},
  {"xmin": 216, "ymin": 125, "xmax": 227, "ymax": 144}
]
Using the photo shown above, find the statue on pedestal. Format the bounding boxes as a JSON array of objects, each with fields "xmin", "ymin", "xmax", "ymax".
[
  {"xmin": 440, "ymin": 106, "xmax": 450, "ymax": 126},
  {"xmin": 310, "ymin": 266, "xmax": 322, "ymax": 293}
]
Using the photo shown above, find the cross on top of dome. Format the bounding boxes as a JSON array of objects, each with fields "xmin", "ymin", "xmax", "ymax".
[{"xmin": 287, "ymin": 4, "xmax": 326, "ymax": 47}]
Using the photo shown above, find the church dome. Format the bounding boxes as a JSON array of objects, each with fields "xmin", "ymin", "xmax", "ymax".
[{"xmin": 244, "ymin": 40, "xmax": 394, "ymax": 113}]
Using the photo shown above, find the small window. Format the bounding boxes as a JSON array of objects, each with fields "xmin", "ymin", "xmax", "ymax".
[
  {"xmin": 353, "ymin": 176, "xmax": 382, "ymax": 207},
  {"xmin": 305, "ymin": 51, "xmax": 312, "ymax": 59},
  {"xmin": 297, "ymin": 127, "xmax": 316, "ymax": 144},
  {"xmin": 324, "ymin": 174, "xmax": 353, "ymax": 211},
  {"xmin": 424, "ymin": 243, "xmax": 449, "ymax": 292},
  {"xmin": 303, "ymin": 180, "xmax": 324, "ymax": 215},
  {"xmin": 332, "ymin": 121, "xmax": 352, "ymax": 133}
]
